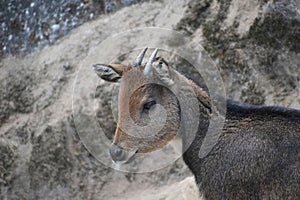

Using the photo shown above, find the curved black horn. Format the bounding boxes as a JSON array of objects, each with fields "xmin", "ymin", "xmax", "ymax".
[
  {"xmin": 135, "ymin": 47, "xmax": 148, "ymax": 66},
  {"xmin": 144, "ymin": 48, "xmax": 158, "ymax": 75}
]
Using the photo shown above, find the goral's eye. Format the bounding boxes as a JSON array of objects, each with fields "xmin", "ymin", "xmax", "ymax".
[
  {"xmin": 104, "ymin": 68, "xmax": 110, "ymax": 73},
  {"xmin": 143, "ymin": 100, "xmax": 156, "ymax": 113}
]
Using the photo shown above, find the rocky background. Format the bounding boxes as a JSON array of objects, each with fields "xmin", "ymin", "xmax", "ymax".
[
  {"xmin": 0, "ymin": 0, "xmax": 299, "ymax": 199},
  {"xmin": 0, "ymin": 0, "xmax": 148, "ymax": 56}
]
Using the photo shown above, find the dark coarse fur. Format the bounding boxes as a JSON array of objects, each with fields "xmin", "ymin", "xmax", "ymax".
[{"xmin": 183, "ymin": 99, "xmax": 300, "ymax": 200}]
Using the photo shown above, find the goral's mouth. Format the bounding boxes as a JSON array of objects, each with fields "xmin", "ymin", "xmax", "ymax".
[{"xmin": 123, "ymin": 149, "xmax": 138, "ymax": 164}]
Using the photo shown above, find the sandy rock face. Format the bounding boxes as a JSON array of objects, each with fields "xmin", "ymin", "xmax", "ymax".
[
  {"xmin": 0, "ymin": 1, "xmax": 192, "ymax": 199},
  {"xmin": 177, "ymin": 0, "xmax": 300, "ymax": 108},
  {"xmin": 0, "ymin": 0, "xmax": 299, "ymax": 199}
]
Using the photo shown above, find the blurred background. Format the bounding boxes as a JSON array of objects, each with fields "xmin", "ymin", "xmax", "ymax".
[
  {"xmin": 0, "ymin": 0, "xmax": 299, "ymax": 199},
  {"xmin": 0, "ymin": 0, "xmax": 147, "ymax": 56}
]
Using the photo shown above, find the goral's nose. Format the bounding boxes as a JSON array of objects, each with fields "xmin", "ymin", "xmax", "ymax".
[{"xmin": 109, "ymin": 144, "xmax": 126, "ymax": 162}]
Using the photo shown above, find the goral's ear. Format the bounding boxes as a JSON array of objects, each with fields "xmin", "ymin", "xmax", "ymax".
[
  {"xmin": 152, "ymin": 57, "xmax": 174, "ymax": 86},
  {"xmin": 152, "ymin": 57, "xmax": 211, "ymax": 112},
  {"xmin": 93, "ymin": 64, "xmax": 127, "ymax": 82}
]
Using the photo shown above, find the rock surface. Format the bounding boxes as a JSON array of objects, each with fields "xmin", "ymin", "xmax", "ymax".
[
  {"xmin": 0, "ymin": 0, "xmax": 148, "ymax": 56},
  {"xmin": 0, "ymin": 0, "xmax": 299, "ymax": 199}
]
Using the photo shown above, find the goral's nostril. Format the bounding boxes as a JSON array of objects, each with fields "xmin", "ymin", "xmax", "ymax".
[
  {"xmin": 109, "ymin": 144, "xmax": 125, "ymax": 162},
  {"xmin": 113, "ymin": 147, "xmax": 122, "ymax": 157}
]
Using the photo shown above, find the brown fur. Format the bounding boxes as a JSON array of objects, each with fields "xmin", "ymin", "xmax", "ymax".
[
  {"xmin": 114, "ymin": 67, "xmax": 181, "ymax": 153},
  {"xmin": 104, "ymin": 61, "xmax": 211, "ymax": 154}
]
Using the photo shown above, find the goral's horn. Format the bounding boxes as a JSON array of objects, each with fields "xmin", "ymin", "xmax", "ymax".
[
  {"xmin": 135, "ymin": 47, "xmax": 148, "ymax": 66},
  {"xmin": 144, "ymin": 48, "xmax": 158, "ymax": 75}
]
